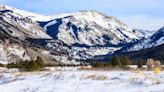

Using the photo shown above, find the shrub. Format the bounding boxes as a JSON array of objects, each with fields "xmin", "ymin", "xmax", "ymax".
[
  {"xmin": 0, "ymin": 63, "xmax": 5, "ymax": 67},
  {"xmin": 146, "ymin": 59, "xmax": 154, "ymax": 70},
  {"xmin": 7, "ymin": 63, "xmax": 19, "ymax": 68},
  {"xmin": 154, "ymin": 60, "xmax": 161, "ymax": 68},
  {"xmin": 91, "ymin": 62, "xmax": 111, "ymax": 68}
]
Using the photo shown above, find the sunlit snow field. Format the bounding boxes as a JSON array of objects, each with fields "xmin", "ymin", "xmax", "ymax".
[{"xmin": 0, "ymin": 70, "xmax": 164, "ymax": 92}]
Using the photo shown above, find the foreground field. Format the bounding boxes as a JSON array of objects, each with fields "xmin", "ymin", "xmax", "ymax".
[{"xmin": 0, "ymin": 70, "xmax": 164, "ymax": 92}]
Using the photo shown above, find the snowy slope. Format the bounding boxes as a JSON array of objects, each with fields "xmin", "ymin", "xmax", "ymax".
[
  {"xmin": 0, "ymin": 5, "xmax": 146, "ymax": 46},
  {"xmin": 37, "ymin": 10, "xmax": 148, "ymax": 58},
  {"xmin": 41, "ymin": 10, "xmax": 141, "ymax": 46},
  {"xmin": 0, "ymin": 5, "xmax": 53, "ymax": 21},
  {"xmin": 0, "ymin": 5, "xmax": 51, "ymax": 39},
  {"xmin": 133, "ymin": 29, "xmax": 156, "ymax": 38},
  {"xmin": 0, "ymin": 43, "xmax": 30, "ymax": 64},
  {"xmin": 125, "ymin": 26, "xmax": 164, "ymax": 52},
  {"xmin": 0, "ymin": 71, "xmax": 164, "ymax": 92},
  {"xmin": 0, "ymin": 5, "xmax": 158, "ymax": 59}
]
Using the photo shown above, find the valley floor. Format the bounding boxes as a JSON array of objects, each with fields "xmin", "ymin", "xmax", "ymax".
[{"xmin": 0, "ymin": 70, "xmax": 164, "ymax": 92}]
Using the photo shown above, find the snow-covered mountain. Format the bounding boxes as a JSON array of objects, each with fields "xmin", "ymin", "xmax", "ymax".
[
  {"xmin": 40, "ymin": 10, "xmax": 142, "ymax": 46},
  {"xmin": 0, "ymin": 5, "xmax": 79, "ymax": 64},
  {"xmin": 0, "ymin": 5, "xmax": 54, "ymax": 21},
  {"xmin": 125, "ymin": 26, "xmax": 164, "ymax": 52},
  {"xmin": 133, "ymin": 29, "xmax": 155, "ymax": 39},
  {"xmin": 0, "ymin": 5, "xmax": 159, "ymax": 62},
  {"xmin": 0, "ymin": 5, "xmax": 51, "ymax": 39},
  {"xmin": 0, "ymin": 5, "xmax": 143, "ymax": 45}
]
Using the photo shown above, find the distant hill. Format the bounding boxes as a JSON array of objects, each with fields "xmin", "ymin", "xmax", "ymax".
[{"xmin": 117, "ymin": 43, "xmax": 164, "ymax": 64}]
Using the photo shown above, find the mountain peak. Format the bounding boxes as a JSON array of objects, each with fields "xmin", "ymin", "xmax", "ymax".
[
  {"xmin": 79, "ymin": 10, "xmax": 106, "ymax": 15},
  {"xmin": 0, "ymin": 5, "xmax": 15, "ymax": 11}
]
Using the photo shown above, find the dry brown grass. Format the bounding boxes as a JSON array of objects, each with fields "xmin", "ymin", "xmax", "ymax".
[{"xmin": 80, "ymin": 74, "xmax": 108, "ymax": 80}]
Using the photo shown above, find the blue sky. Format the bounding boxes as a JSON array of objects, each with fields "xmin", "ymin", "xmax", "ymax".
[{"xmin": 0, "ymin": 0, "xmax": 164, "ymax": 30}]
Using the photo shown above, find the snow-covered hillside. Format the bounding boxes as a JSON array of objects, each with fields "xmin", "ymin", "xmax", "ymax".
[
  {"xmin": 0, "ymin": 5, "xmax": 51, "ymax": 39},
  {"xmin": 41, "ymin": 10, "xmax": 142, "ymax": 46},
  {"xmin": 0, "ymin": 5, "xmax": 148, "ymax": 45},
  {"xmin": 0, "ymin": 5, "xmax": 160, "ymax": 60},
  {"xmin": 133, "ymin": 29, "xmax": 155, "ymax": 39},
  {"xmin": 0, "ymin": 5, "xmax": 54, "ymax": 21},
  {"xmin": 39, "ymin": 10, "xmax": 151, "ymax": 58},
  {"xmin": 126, "ymin": 26, "xmax": 164, "ymax": 52},
  {"xmin": 0, "ymin": 43, "xmax": 30, "ymax": 64},
  {"xmin": 0, "ymin": 71, "xmax": 164, "ymax": 92}
]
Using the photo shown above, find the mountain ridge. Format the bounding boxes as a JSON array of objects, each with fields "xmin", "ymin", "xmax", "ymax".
[
  {"xmin": 0, "ymin": 5, "xmax": 162, "ymax": 64},
  {"xmin": 123, "ymin": 27, "xmax": 164, "ymax": 52}
]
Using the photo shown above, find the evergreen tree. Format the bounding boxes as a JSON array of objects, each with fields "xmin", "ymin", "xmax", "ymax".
[
  {"xmin": 35, "ymin": 56, "xmax": 44, "ymax": 68},
  {"xmin": 111, "ymin": 56, "xmax": 121, "ymax": 68},
  {"xmin": 29, "ymin": 60, "xmax": 39, "ymax": 71},
  {"xmin": 7, "ymin": 56, "xmax": 45, "ymax": 71},
  {"xmin": 121, "ymin": 56, "xmax": 131, "ymax": 68},
  {"xmin": 137, "ymin": 60, "xmax": 143, "ymax": 68},
  {"xmin": 7, "ymin": 63, "xmax": 19, "ymax": 68}
]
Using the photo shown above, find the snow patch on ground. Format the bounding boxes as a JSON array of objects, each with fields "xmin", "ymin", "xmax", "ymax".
[{"xmin": 0, "ymin": 71, "xmax": 164, "ymax": 92}]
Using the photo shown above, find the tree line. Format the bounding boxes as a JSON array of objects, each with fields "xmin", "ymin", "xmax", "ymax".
[
  {"xmin": 91, "ymin": 56, "xmax": 143, "ymax": 69},
  {"xmin": 7, "ymin": 56, "xmax": 44, "ymax": 71},
  {"xmin": 2, "ymin": 56, "xmax": 162, "ymax": 71}
]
